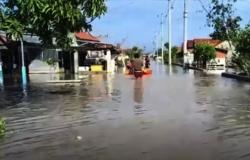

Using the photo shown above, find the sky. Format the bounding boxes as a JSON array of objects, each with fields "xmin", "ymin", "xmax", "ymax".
[{"xmin": 92, "ymin": 0, "xmax": 250, "ymax": 52}]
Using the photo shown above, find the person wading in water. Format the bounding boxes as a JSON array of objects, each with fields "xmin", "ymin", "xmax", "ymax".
[
  {"xmin": 144, "ymin": 55, "xmax": 150, "ymax": 68},
  {"xmin": 131, "ymin": 53, "xmax": 143, "ymax": 78}
]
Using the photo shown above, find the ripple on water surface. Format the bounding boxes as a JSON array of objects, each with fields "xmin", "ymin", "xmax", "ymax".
[{"xmin": 1, "ymin": 66, "xmax": 250, "ymax": 160}]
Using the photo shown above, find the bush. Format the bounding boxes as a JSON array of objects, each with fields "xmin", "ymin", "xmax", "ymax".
[
  {"xmin": 0, "ymin": 118, "xmax": 6, "ymax": 137},
  {"xmin": 126, "ymin": 46, "xmax": 143, "ymax": 59}
]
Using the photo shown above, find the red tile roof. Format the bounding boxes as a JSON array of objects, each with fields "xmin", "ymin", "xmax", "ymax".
[
  {"xmin": 193, "ymin": 38, "xmax": 222, "ymax": 47},
  {"xmin": 75, "ymin": 32, "xmax": 100, "ymax": 42},
  {"xmin": 186, "ymin": 38, "xmax": 223, "ymax": 49}
]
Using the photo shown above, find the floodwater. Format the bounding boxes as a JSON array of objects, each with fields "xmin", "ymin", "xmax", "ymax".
[{"xmin": 1, "ymin": 63, "xmax": 250, "ymax": 160}]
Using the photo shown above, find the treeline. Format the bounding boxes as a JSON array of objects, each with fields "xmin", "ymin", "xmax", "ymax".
[{"xmin": 155, "ymin": 42, "xmax": 182, "ymax": 64}]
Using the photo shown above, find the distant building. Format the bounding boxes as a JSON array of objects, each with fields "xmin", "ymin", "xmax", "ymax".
[{"xmin": 185, "ymin": 38, "xmax": 234, "ymax": 70}]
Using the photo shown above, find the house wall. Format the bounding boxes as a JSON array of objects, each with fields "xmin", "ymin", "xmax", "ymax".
[
  {"xmin": 208, "ymin": 51, "xmax": 226, "ymax": 71},
  {"xmin": 216, "ymin": 41, "xmax": 235, "ymax": 63},
  {"xmin": 186, "ymin": 49, "xmax": 194, "ymax": 65},
  {"xmin": 29, "ymin": 49, "xmax": 61, "ymax": 74},
  {"xmin": 215, "ymin": 58, "xmax": 225, "ymax": 66}
]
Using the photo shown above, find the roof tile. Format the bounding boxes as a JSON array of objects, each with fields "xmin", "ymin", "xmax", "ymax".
[{"xmin": 75, "ymin": 32, "xmax": 100, "ymax": 42}]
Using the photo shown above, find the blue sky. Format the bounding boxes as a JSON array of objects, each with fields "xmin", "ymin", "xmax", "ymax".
[{"xmin": 92, "ymin": 0, "xmax": 250, "ymax": 52}]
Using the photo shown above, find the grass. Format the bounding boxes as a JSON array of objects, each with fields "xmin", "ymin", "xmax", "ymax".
[{"xmin": 0, "ymin": 117, "xmax": 6, "ymax": 137}]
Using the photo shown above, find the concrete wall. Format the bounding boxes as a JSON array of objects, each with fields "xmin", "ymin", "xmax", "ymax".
[
  {"xmin": 29, "ymin": 49, "xmax": 60, "ymax": 74},
  {"xmin": 215, "ymin": 57, "xmax": 226, "ymax": 66},
  {"xmin": 29, "ymin": 59, "xmax": 60, "ymax": 74}
]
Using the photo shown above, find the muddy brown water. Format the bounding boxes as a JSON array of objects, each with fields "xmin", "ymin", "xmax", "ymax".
[{"xmin": 0, "ymin": 63, "xmax": 250, "ymax": 160}]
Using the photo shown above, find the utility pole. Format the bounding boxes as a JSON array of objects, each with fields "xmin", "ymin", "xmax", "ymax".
[
  {"xmin": 156, "ymin": 35, "xmax": 159, "ymax": 60},
  {"xmin": 155, "ymin": 33, "xmax": 159, "ymax": 59},
  {"xmin": 161, "ymin": 13, "xmax": 164, "ymax": 64},
  {"xmin": 21, "ymin": 39, "xmax": 27, "ymax": 85},
  {"xmin": 154, "ymin": 35, "xmax": 157, "ymax": 58},
  {"xmin": 183, "ymin": 0, "xmax": 188, "ymax": 66},
  {"xmin": 168, "ymin": 0, "xmax": 172, "ymax": 66}
]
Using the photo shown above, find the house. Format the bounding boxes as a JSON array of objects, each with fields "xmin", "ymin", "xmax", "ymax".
[
  {"xmin": 0, "ymin": 33, "xmax": 42, "ymax": 76},
  {"xmin": 72, "ymin": 32, "xmax": 119, "ymax": 73},
  {"xmin": 1, "ymin": 30, "xmax": 119, "ymax": 78},
  {"xmin": 185, "ymin": 38, "xmax": 233, "ymax": 70},
  {"xmin": 29, "ymin": 32, "xmax": 119, "ymax": 74}
]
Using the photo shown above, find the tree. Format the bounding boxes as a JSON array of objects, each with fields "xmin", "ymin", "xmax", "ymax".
[
  {"xmin": 127, "ymin": 46, "xmax": 143, "ymax": 58},
  {"xmin": 232, "ymin": 24, "xmax": 250, "ymax": 75},
  {"xmin": 155, "ymin": 48, "xmax": 167, "ymax": 57},
  {"xmin": 164, "ymin": 42, "xmax": 169, "ymax": 50},
  {"xmin": 206, "ymin": 0, "xmax": 250, "ymax": 75},
  {"xmin": 206, "ymin": 0, "xmax": 241, "ymax": 44},
  {"xmin": 0, "ymin": 0, "xmax": 107, "ymax": 49},
  {"xmin": 193, "ymin": 43, "xmax": 216, "ymax": 68},
  {"xmin": 235, "ymin": 25, "xmax": 250, "ymax": 58},
  {"xmin": 163, "ymin": 46, "xmax": 179, "ymax": 64}
]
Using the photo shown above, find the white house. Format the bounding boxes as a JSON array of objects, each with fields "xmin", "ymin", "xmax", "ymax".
[{"xmin": 186, "ymin": 38, "xmax": 234, "ymax": 70}]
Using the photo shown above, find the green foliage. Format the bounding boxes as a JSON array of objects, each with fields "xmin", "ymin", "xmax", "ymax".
[
  {"xmin": 206, "ymin": 0, "xmax": 250, "ymax": 74},
  {"xmin": 233, "ymin": 25, "xmax": 250, "ymax": 75},
  {"xmin": 163, "ymin": 46, "xmax": 179, "ymax": 63},
  {"xmin": 0, "ymin": 118, "xmax": 6, "ymax": 138},
  {"xmin": 127, "ymin": 46, "xmax": 143, "ymax": 58},
  {"xmin": 194, "ymin": 43, "xmax": 216, "ymax": 68},
  {"xmin": 164, "ymin": 42, "xmax": 169, "ymax": 50},
  {"xmin": 155, "ymin": 48, "xmax": 167, "ymax": 57},
  {"xmin": 0, "ymin": 18, "xmax": 24, "ymax": 40},
  {"xmin": 156, "ymin": 45, "xmax": 180, "ymax": 64},
  {"xmin": 235, "ymin": 25, "xmax": 250, "ymax": 58},
  {"xmin": 207, "ymin": 0, "xmax": 241, "ymax": 42},
  {"xmin": 0, "ymin": 0, "xmax": 107, "ymax": 49}
]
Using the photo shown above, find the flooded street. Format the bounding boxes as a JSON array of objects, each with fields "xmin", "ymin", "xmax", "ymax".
[{"xmin": 1, "ymin": 63, "xmax": 250, "ymax": 160}]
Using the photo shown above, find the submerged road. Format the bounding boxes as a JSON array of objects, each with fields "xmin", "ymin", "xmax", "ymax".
[{"xmin": 0, "ymin": 62, "xmax": 250, "ymax": 160}]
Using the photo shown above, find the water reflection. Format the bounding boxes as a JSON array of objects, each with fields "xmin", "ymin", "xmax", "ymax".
[
  {"xmin": 133, "ymin": 79, "xmax": 143, "ymax": 104},
  {"xmin": 104, "ymin": 73, "xmax": 115, "ymax": 97},
  {"xmin": 1, "ymin": 64, "xmax": 250, "ymax": 160}
]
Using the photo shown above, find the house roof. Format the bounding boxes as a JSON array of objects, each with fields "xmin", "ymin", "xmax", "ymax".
[
  {"xmin": 186, "ymin": 38, "xmax": 223, "ymax": 49},
  {"xmin": 75, "ymin": 32, "xmax": 100, "ymax": 42},
  {"xmin": 73, "ymin": 42, "xmax": 119, "ymax": 54},
  {"xmin": 193, "ymin": 38, "xmax": 222, "ymax": 47}
]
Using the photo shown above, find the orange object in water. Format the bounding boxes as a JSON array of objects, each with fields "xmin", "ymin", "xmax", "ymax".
[
  {"xmin": 142, "ymin": 68, "xmax": 152, "ymax": 75},
  {"xmin": 125, "ymin": 68, "xmax": 152, "ymax": 75},
  {"xmin": 125, "ymin": 69, "xmax": 132, "ymax": 75}
]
